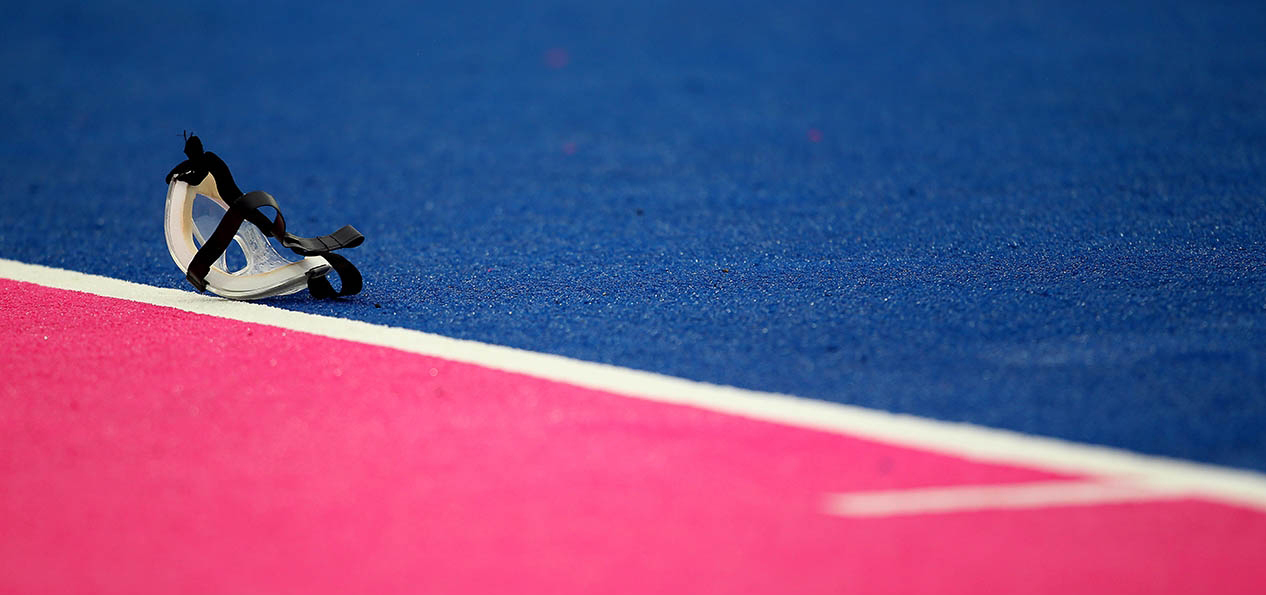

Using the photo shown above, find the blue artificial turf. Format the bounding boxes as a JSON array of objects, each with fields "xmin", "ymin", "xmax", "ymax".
[{"xmin": 3, "ymin": 0, "xmax": 1265, "ymax": 470}]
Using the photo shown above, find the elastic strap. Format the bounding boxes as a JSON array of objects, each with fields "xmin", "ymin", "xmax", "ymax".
[
  {"xmin": 307, "ymin": 252, "xmax": 363, "ymax": 298},
  {"xmin": 281, "ymin": 226, "xmax": 365, "ymax": 255}
]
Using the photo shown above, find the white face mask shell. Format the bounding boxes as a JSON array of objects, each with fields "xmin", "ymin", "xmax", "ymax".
[{"xmin": 165, "ymin": 177, "xmax": 331, "ymax": 300}]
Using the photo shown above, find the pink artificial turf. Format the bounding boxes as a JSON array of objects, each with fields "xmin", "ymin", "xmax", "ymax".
[{"xmin": 2, "ymin": 279, "xmax": 1264, "ymax": 593}]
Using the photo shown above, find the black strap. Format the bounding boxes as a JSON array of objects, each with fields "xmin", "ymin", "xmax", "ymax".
[
  {"xmin": 173, "ymin": 135, "xmax": 365, "ymax": 299},
  {"xmin": 281, "ymin": 225, "xmax": 365, "ymax": 255},
  {"xmin": 166, "ymin": 135, "xmax": 244, "ymax": 200},
  {"xmin": 307, "ymin": 252, "xmax": 363, "ymax": 298}
]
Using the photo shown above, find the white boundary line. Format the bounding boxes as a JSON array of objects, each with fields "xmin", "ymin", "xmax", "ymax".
[
  {"xmin": 4, "ymin": 257, "xmax": 1266, "ymax": 513},
  {"xmin": 824, "ymin": 480, "xmax": 1191, "ymax": 517}
]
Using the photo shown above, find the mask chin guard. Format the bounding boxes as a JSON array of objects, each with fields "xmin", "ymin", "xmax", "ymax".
[{"xmin": 164, "ymin": 135, "xmax": 364, "ymax": 300}]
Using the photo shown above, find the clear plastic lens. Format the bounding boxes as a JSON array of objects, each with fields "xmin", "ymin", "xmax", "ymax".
[
  {"xmin": 191, "ymin": 194, "xmax": 231, "ymax": 272},
  {"xmin": 190, "ymin": 193, "xmax": 295, "ymax": 275},
  {"xmin": 190, "ymin": 194, "xmax": 224, "ymax": 247}
]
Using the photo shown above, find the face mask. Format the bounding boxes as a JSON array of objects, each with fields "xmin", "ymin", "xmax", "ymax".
[{"xmin": 164, "ymin": 135, "xmax": 364, "ymax": 300}]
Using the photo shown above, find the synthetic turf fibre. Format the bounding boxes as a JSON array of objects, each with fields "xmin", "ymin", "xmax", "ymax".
[{"xmin": 1, "ymin": 0, "xmax": 1265, "ymax": 470}]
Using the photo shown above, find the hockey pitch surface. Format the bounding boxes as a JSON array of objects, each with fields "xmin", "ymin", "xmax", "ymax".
[{"xmin": 3, "ymin": 1, "xmax": 1266, "ymax": 592}]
